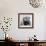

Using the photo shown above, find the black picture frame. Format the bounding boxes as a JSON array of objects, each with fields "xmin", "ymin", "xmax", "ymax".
[{"xmin": 18, "ymin": 13, "xmax": 34, "ymax": 29}]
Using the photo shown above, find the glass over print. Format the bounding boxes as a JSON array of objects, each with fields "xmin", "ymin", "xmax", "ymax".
[{"xmin": 18, "ymin": 13, "xmax": 34, "ymax": 28}]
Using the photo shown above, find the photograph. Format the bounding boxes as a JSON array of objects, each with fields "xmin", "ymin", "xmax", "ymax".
[{"xmin": 18, "ymin": 13, "xmax": 34, "ymax": 28}]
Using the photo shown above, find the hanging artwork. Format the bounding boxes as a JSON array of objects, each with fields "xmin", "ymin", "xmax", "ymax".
[{"xmin": 18, "ymin": 13, "xmax": 34, "ymax": 29}]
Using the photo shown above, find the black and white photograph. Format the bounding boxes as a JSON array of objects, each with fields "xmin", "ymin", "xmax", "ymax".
[{"xmin": 18, "ymin": 13, "xmax": 34, "ymax": 28}]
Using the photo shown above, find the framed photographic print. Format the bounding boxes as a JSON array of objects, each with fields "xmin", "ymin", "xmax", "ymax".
[{"xmin": 18, "ymin": 13, "xmax": 34, "ymax": 29}]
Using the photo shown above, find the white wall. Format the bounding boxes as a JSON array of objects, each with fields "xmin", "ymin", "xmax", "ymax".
[{"xmin": 0, "ymin": 0, "xmax": 46, "ymax": 40}]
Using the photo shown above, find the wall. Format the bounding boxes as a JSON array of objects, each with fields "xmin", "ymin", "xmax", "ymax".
[{"xmin": 0, "ymin": 0, "xmax": 46, "ymax": 40}]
